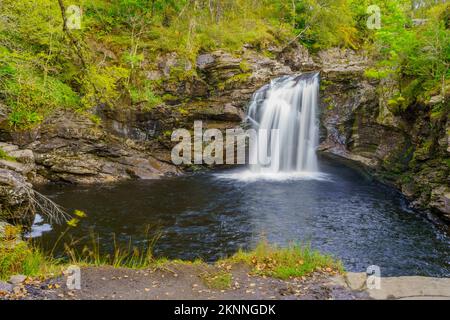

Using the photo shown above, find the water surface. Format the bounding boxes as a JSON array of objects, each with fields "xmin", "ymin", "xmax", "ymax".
[{"xmin": 35, "ymin": 158, "xmax": 450, "ymax": 277}]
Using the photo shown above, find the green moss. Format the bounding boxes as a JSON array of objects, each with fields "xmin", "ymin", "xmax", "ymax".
[
  {"xmin": 239, "ymin": 60, "xmax": 252, "ymax": 73},
  {"xmin": 89, "ymin": 115, "xmax": 102, "ymax": 126},
  {"xmin": 413, "ymin": 139, "xmax": 434, "ymax": 161},
  {"xmin": 431, "ymin": 102, "xmax": 448, "ymax": 120},
  {"xmin": 399, "ymin": 173, "xmax": 414, "ymax": 184},
  {"xmin": 387, "ymin": 95, "xmax": 409, "ymax": 115},
  {"xmin": 218, "ymin": 73, "xmax": 252, "ymax": 91},
  {"xmin": 0, "ymin": 148, "xmax": 16, "ymax": 161},
  {"xmin": 162, "ymin": 93, "xmax": 178, "ymax": 102},
  {"xmin": 443, "ymin": 158, "xmax": 450, "ymax": 168}
]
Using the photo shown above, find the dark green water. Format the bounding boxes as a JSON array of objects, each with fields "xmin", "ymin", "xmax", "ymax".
[{"xmin": 33, "ymin": 158, "xmax": 450, "ymax": 277}]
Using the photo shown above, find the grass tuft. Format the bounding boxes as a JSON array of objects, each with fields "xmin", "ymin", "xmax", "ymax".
[
  {"xmin": 0, "ymin": 226, "xmax": 62, "ymax": 280},
  {"xmin": 201, "ymin": 270, "xmax": 232, "ymax": 290},
  {"xmin": 63, "ymin": 231, "xmax": 161, "ymax": 270},
  {"xmin": 219, "ymin": 241, "xmax": 344, "ymax": 280}
]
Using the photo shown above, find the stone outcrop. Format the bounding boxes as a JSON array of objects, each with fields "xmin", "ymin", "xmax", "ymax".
[
  {"xmin": 317, "ymin": 49, "xmax": 449, "ymax": 222},
  {"xmin": 1, "ymin": 111, "xmax": 179, "ymax": 185},
  {"xmin": 0, "ymin": 168, "xmax": 34, "ymax": 225}
]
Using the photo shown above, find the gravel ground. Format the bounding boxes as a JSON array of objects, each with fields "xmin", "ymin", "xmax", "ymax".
[{"xmin": 1, "ymin": 264, "xmax": 369, "ymax": 300}]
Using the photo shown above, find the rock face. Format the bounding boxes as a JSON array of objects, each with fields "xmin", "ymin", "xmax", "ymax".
[
  {"xmin": 317, "ymin": 49, "xmax": 449, "ymax": 222},
  {"xmin": 25, "ymin": 111, "xmax": 179, "ymax": 184},
  {"xmin": 99, "ymin": 45, "xmax": 315, "ymax": 164},
  {"xmin": 0, "ymin": 168, "xmax": 34, "ymax": 225}
]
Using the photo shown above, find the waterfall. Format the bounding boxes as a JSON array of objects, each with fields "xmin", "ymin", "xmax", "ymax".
[{"xmin": 247, "ymin": 72, "xmax": 320, "ymax": 173}]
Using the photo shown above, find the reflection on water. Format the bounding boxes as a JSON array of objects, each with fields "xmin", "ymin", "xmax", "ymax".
[{"xmin": 35, "ymin": 158, "xmax": 450, "ymax": 277}]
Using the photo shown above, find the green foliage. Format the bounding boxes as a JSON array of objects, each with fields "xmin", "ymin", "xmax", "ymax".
[
  {"xmin": 129, "ymin": 84, "xmax": 163, "ymax": 110},
  {"xmin": 0, "ymin": 0, "xmax": 447, "ymax": 128},
  {"xmin": 89, "ymin": 114, "xmax": 102, "ymax": 126},
  {"xmin": 293, "ymin": 0, "xmax": 359, "ymax": 50},
  {"xmin": 80, "ymin": 65, "xmax": 129, "ymax": 108},
  {"xmin": 0, "ymin": 0, "xmax": 82, "ymax": 128},
  {"xmin": 367, "ymin": 1, "xmax": 450, "ymax": 105},
  {"xmin": 0, "ymin": 65, "xmax": 80, "ymax": 127}
]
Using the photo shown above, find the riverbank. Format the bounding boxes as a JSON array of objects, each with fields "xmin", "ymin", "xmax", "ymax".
[
  {"xmin": 0, "ymin": 235, "xmax": 349, "ymax": 300},
  {"xmin": 2, "ymin": 265, "xmax": 449, "ymax": 300},
  {"xmin": 1, "ymin": 228, "xmax": 449, "ymax": 301},
  {"xmin": 0, "ymin": 264, "xmax": 365, "ymax": 300}
]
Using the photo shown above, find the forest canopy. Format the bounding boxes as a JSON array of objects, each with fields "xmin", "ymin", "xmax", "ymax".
[{"xmin": 0, "ymin": 0, "xmax": 448, "ymax": 127}]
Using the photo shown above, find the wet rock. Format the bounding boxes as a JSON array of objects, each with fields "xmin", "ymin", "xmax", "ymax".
[
  {"xmin": 0, "ymin": 168, "xmax": 34, "ymax": 225},
  {"xmin": 430, "ymin": 187, "xmax": 450, "ymax": 220},
  {"xmin": 197, "ymin": 51, "xmax": 242, "ymax": 86},
  {"xmin": 7, "ymin": 149, "xmax": 34, "ymax": 164},
  {"xmin": 0, "ymin": 143, "xmax": 36, "ymax": 175},
  {"xmin": 0, "ymin": 142, "xmax": 18, "ymax": 153},
  {"xmin": 223, "ymin": 104, "xmax": 245, "ymax": 121},
  {"xmin": 318, "ymin": 50, "xmax": 449, "ymax": 221},
  {"xmin": 0, "ymin": 159, "xmax": 32, "ymax": 175},
  {"xmin": 158, "ymin": 52, "xmax": 192, "ymax": 78},
  {"xmin": 428, "ymin": 95, "xmax": 444, "ymax": 106}
]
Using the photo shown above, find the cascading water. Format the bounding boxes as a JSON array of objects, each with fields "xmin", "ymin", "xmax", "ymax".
[{"xmin": 247, "ymin": 72, "xmax": 320, "ymax": 173}]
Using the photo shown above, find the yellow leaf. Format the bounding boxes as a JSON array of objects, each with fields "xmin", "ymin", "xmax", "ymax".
[{"xmin": 74, "ymin": 210, "xmax": 87, "ymax": 218}]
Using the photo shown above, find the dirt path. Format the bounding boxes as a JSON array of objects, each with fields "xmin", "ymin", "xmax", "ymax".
[{"xmin": 2, "ymin": 264, "xmax": 368, "ymax": 300}]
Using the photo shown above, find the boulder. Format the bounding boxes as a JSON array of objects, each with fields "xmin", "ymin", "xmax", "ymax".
[{"xmin": 0, "ymin": 168, "xmax": 34, "ymax": 225}]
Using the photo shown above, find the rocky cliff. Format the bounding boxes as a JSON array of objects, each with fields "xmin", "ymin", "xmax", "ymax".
[
  {"xmin": 0, "ymin": 44, "xmax": 448, "ymax": 224},
  {"xmin": 317, "ymin": 49, "xmax": 449, "ymax": 222}
]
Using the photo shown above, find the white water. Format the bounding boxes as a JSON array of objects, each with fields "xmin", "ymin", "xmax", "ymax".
[{"xmin": 247, "ymin": 73, "xmax": 320, "ymax": 174}]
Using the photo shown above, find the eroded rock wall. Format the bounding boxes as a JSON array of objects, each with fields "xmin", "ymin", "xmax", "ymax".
[{"xmin": 317, "ymin": 49, "xmax": 449, "ymax": 221}]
